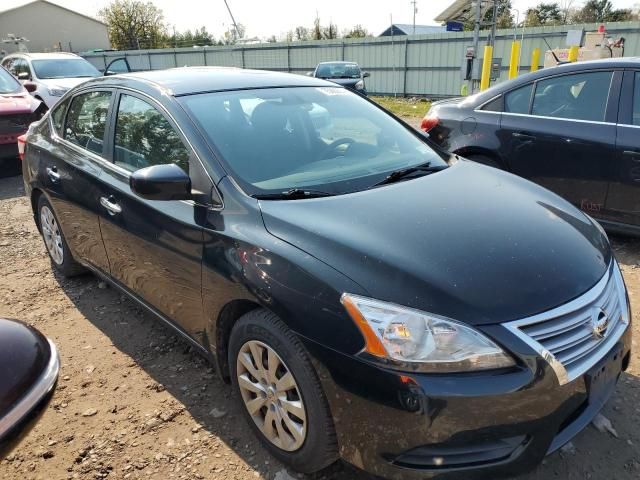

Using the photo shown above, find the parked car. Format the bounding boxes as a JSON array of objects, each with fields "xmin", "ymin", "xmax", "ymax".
[
  {"xmin": 309, "ymin": 61, "xmax": 369, "ymax": 94},
  {"xmin": 0, "ymin": 65, "xmax": 43, "ymax": 177},
  {"xmin": 421, "ymin": 58, "xmax": 640, "ymax": 236},
  {"xmin": 0, "ymin": 318, "xmax": 59, "ymax": 458},
  {"xmin": 1, "ymin": 52, "xmax": 101, "ymax": 109},
  {"xmin": 22, "ymin": 67, "xmax": 631, "ymax": 479}
]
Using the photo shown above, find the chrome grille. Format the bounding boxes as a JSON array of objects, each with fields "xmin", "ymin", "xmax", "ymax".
[{"xmin": 504, "ymin": 262, "xmax": 629, "ymax": 385}]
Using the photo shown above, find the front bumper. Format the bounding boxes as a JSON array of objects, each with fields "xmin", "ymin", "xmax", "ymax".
[{"xmin": 303, "ymin": 318, "xmax": 631, "ymax": 480}]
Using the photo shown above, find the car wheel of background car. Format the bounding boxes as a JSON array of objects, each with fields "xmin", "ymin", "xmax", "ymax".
[
  {"xmin": 466, "ymin": 154, "xmax": 502, "ymax": 169},
  {"xmin": 37, "ymin": 196, "xmax": 85, "ymax": 277},
  {"xmin": 229, "ymin": 309, "xmax": 338, "ymax": 474}
]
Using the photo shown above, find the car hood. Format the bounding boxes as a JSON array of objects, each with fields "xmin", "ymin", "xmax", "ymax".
[
  {"xmin": 259, "ymin": 161, "xmax": 611, "ymax": 325},
  {"xmin": 0, "ymin": 93, "xmax": 33, "ymax": 114},
  {"xmin": 38, "ymin": 77, "xmax": 95, "ymax": 90},
  {"xmin": 319, "ymin": 77, "xmax": 361, "ymax": 87}
]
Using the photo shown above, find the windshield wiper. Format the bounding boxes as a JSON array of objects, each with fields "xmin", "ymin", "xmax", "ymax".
[
  {"xmin": 252, "ymin": 188, "xmax": 335, "ymax": 200},
  {"xmin": 370, "ymin": 162, "xmax": 447, "ymax": 188}
]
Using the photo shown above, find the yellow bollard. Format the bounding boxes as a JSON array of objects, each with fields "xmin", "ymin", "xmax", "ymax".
[
  {"xmin": 480, "ymin": 45, "xmax": 493, "ymax": 91},
  {"xmin": 568, "ymin": 45, "xmax": 579, "ymax": 62},
  {"xmin": 530, "ymin": 48, "xmax": 540, "ymax": 72},
  {"xmin": 508, "ymin": 41, "xmax": 521, "ymax": 80}
]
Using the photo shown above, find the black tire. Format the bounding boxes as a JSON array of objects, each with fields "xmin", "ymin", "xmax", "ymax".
[
  {"xmin": 229, "ymin": 309, "xmax": 338, "ymax": 473},
  {"xmin": 37, "ymin": 195, "xmax": 85, "ymax": 277},
  {"xmin": 466, "ymin": 154, "xmax": 502, "ymax": 169}
]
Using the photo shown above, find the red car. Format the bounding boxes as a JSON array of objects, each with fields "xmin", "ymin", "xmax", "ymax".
[{"xmin": 0, "ymin": 65, "xmax": 43, "ymax": 177}]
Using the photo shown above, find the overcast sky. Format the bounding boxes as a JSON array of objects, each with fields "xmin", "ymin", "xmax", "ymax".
[{"xmin": 5, "ymin": 0, "xmax": 640, "ymax": 38}]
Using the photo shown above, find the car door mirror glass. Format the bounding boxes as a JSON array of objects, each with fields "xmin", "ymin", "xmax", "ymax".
[
  {"xmin": 130, "ymin": 164, "xmax": 192, "ymax": 201},
  {"xmin": 363, "ymin": 72, "xmax": 371, "ymax": 78}
]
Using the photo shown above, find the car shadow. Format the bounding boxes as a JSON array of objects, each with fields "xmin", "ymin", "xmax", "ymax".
[
  {"xmin": 0, "ymin": 173, "xmax": 25, "ymax": 201},
  {"xmin": 50, "ymin": 234, "xmax": 640, "ymax": 480}
]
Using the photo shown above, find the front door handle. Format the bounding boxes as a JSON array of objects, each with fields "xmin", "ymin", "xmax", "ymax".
[
  {"xmin": 99, "ymin": 196, "xmax": 122, "ymax": 216},
  {"xmin": 46, "ymin": 167, "xmax": 60, "ymax": 183},
  {"xmin": 623, "ymin": 150, "xmax": 640, "ymax": 161},
  {"xmin": 512, "ymin": 132, "xmax": 536, "ymax": 141}
]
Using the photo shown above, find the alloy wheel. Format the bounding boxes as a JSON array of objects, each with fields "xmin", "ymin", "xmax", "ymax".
[
  {"xmin": 40, "ymin": 206, "xmax": 64, "ymax": 265},
  {"xmin": 236, "ymin": 340, "xmax": 307, "ymax": 451}
]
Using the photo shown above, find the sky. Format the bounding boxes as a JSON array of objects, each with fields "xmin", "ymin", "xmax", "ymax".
[{"xmin": 4, "ymin": 0, "xmax": 640, "ymax": 39}]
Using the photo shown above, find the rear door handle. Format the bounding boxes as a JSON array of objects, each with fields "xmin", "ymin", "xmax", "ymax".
[
  {"xmin": 46, "ymin": 167, "xmax": 60, "ymax": 183},
  {"xmin": 512, "ymin": 132, "xmax": 536, "ymax": 141},
  {"xmin": 99, "ymin": 196, "xmax": 122, "ymax": 216}
]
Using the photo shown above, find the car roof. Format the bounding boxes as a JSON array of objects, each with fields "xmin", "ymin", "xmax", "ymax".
[
  {"xmin": 5, "ymin": 52, "xmax": 80, "ymax": 60},
  {"xmin": 317, "ymin": 61, "xmax": 359, "ymax": 65},
  {"xmin": 90, "ymin": 66, "xmax": 336, "ymax": 96}
]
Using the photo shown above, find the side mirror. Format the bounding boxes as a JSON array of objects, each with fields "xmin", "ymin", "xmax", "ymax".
[
  {"xmin": 17, "ymin": 72, "xmax": 30, "ymax": 80},
  {"xmin": 0, "ymin": 318, "xmax": 59, "ymax": 459},
  {"xmin": 363, "ymin": 72, "xmax": 371, "ymax": 78},
  {"xmin": 23, "ymin": 82, "xmax": 37, "ymax": 93},
  {"xmin": 130, "ymin": 163, "xmax": 192, "ymax": 201}
]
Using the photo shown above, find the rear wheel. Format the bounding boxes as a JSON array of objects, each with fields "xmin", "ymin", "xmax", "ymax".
[
  {"xmin": 37, "ymin": 196, "xmax": 84, "ymax": 277},
  {"xmin": 466, "ymin": 154, "xmax": 502, "ymax": 169},
  {"xmin": 229, "ymin": 309, "xmax": 338, "ymax": 473}
]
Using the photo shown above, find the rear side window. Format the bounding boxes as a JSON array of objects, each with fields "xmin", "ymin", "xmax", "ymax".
[
  {"xmin": 64, "ymin": 91, "xmax": 112, "ymax": 155},
  {"xmin": 633, "ymin": 72, "xmax": 640, "ymax": 126},
  {"xmin": 113, "ymin": 94, "xmax": 190, "ymax": 173},
  {"xmin": 505, "ymin": 84, "xmax": 533, "ymax": 114},
  {"xmin": 51, "ymin": 97, "xmax": 70, "ymax": 136},
  {"xmin": 531, "ymin": 71, "xmax": 613, "ymax": 122}
]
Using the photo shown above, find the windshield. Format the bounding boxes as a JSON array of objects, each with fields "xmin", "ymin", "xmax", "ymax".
[
  {"xmin": 32, "ymin": 59, "xmax": 100, "ymax": 79},
  {"xmin": 0, "ymin": 67, "xmax": 22, "ymax": 94},
  {"xmin": 316, "ymin": 63, "xmax": 361, "ymax": 79},
  {"xmin": 179, "ymin": 86, "xmax": 447, "ymax": 196}
]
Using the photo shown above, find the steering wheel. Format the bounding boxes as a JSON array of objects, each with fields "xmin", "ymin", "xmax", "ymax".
[{"xmin": 321, "ymin": 138, "xmax": 355, "ymax": 159}]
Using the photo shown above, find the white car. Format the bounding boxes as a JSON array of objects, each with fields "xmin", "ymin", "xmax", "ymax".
[{"xmin": 1, "ymin": 52, "xmax": 101, "ymax": 109}]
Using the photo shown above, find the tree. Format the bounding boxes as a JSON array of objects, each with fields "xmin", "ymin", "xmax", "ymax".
[
  {"xmin": 312, "ymin": 15, "xmax": 322, "ymax": 40},
  {"xmin": 222, "ymin": 23, "xmax": 246, "ymax": 45},
  {"xmin": 464, "ymin": 0, "xmax": 513, "ymax": 31},
  {"xmin": 344, "ymin": 25, "xmax": 369, "ymax": 38},
  {"xmin": 525, "ymin": 2, "xmax": 562, "ymax": 26},
  {"xmin": 265, "ymin": 35, "xmax": 277, "ymax": 43},
  {"xmin": 99, "ymin": 0, "xmax": 167, "ymax": 50},
  {"xmin": 294, "ymin": 26, "xmax": 310, "ymax": 41},
  {"xmin": 322, "ymin": 21, "xmax": 338, "ymax": 39},
  {"xmin": 573, "ymin": 0, "xmax": 635, "ymax": 22}
]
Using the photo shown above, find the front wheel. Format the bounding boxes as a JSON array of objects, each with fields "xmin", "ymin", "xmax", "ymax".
[{"xmin": 229, "ymin": 309, "xmax": 338, "ymax": 473}]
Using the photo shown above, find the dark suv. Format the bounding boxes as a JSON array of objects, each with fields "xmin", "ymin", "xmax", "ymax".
[
  {"xmin": 21, "ymin": 67, "xmax": 631, "ymax": 479},
  {"xmin": 422, "ymin": 58, "xmax": 640, "ymax": 236}
]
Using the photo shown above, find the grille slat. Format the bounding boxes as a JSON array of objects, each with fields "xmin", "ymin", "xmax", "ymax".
[{"xmin": 505, "ymin": 264, "xmax": 629, "ymax": 385}]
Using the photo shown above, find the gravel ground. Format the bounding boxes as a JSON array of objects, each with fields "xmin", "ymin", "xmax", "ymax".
[{"xmin": 0, "ymin": 173, "xmax": 639, "ymax": 480}]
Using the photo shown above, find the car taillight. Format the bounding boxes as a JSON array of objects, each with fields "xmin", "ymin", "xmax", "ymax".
[
  {"xmin": 17, "ymin": 135, "xmax": 27, "ymax": 162},
  {"xmin": 420, "ymin": 114, "xmax": 439, "ymax": 132}
]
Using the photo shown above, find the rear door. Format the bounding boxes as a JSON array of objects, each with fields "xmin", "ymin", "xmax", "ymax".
[
  {"xmin": 608, "ymin": 70, "xmax": 640, "ymax": 229},
  {"xmin": 96, "ymin": 90, "xmax": 208, "ymax": 338},
  {"xmin": 499, "ymin": 70, "xmax": 619, "ymax": 217},
  {"xmin": 37, "ymin": 89, "xmax": 113, "ymax": 273}
]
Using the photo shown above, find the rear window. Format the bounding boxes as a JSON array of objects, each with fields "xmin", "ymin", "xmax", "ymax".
[
  {"xmin": 633, "ymin": 72, "xmax": 640, "ymax": 126},
  {"xmin": 505, "ymin": 84, "xmax": 533, "ymax": 114},
  {"xmin": 64, "ymin": 91, "xmax": 111, "ymax": 155}
]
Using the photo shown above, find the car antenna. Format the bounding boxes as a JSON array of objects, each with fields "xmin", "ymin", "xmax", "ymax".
[{"xmin": 542, "ymin": 37, "xmax": 563, "ymax": 65}]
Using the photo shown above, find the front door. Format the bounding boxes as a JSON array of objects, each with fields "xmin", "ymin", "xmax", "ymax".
[
  {"xmin": 97, "ymin": 91, "xmax": 207, "ymax": 338},
  {"xmin": 500, "ymin": 70, "xmax": 618, "ymax": 219},
  {"xmin": 608, "ymin": 70, "xmax": 640, "ymax": 229}
]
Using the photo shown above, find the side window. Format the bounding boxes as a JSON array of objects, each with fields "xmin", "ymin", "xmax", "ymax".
[
  {"xmin": 505, "ymin": 83, "xmax": 533, "ymax": 114},
  {"xmin": 531, "ymin": 71, "xmax": 613, "ymax": 122},
  {"xmin": 2, "ymin": 58, "xmax": 14, "ymax": 75},
  {"xmin": 113, "ymin": 94, "xmax": 189, "ymax": 173},
  {"xmin": 51, "ymin": 97, "xmax": 70, "ymax": 136},
  {"xmin": 633, "ymin": 72, "xmax": 640, "ymax": 126},
  {"xmin": 64, "ymin": 91, "xmax": 112, "ymax": 155}
]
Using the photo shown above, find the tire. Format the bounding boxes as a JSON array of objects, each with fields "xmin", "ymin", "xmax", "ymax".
[
  {"xmin": 37, "ymin": 195, "xmax": 85, "ymax": 277},
  {"xmin": 229, "ymin": 309, "xmax": 338, "ymax": 473},
  {"xmin": 466, "ymin": 154, "xmax": 502, "ymax": 169}
]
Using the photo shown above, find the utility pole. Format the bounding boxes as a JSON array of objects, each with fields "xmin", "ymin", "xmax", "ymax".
[
  {"xmin": 410, "ymin": 0, "xmax": 418, "ymax": 35},
  {"xmin": 223, "ymin": 0, "xmax": 241, "ymax": 41},
  {"xmin": 471, "ymin": 0, "xmax": 482, "ymax": 91}
]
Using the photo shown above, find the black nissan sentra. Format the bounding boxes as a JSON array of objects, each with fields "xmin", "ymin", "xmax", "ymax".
[{"xmin": 21, "ymin": 68, "xmax": 631, "ymax": 479}]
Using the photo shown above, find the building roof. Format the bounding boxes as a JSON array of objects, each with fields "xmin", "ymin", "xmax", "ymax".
[
  {"xmin": 0, "ymin": 0, "xmax": 106, "ymax": 26},
  {"xmin": 379, "ymin": 24, "xmax": 447, "ymax": 36},
  {"xmin": 93, "ymin": 67, "xmax": 334, "ymax": 97}
]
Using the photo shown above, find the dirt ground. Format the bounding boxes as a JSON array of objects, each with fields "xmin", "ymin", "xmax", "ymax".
[{"xmin": 0, "ymin": 172, "xmax": 639, "ymax": 480}]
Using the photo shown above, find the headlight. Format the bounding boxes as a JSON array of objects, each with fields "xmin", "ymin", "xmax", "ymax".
[
  {"xmin": 342, "ymin": 294, "xmax": 515, "ymax": 373},
  {"xmin": 47, "ymin": 87, "xmax": 67, "ymax": 97},
  {"xmin": 355, "ymin": 80, "xmax": 364, "ymax": 90}
]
